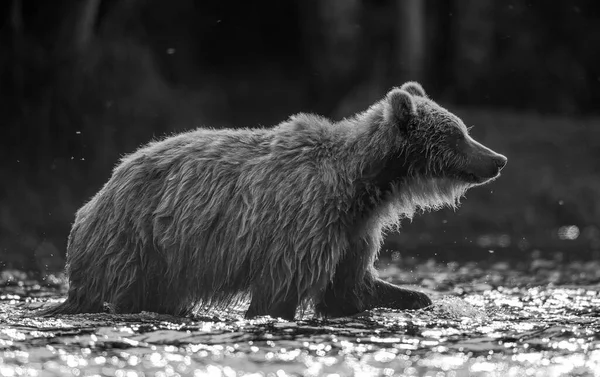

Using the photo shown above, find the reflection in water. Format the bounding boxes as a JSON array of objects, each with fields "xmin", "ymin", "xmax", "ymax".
[
  {"xmin": 558, "ymin": 225, "xmax": 580, "ymax": 240},
  {"xmin": 1, "ymin": 257, "xmax": 600, "ymax": 376}
]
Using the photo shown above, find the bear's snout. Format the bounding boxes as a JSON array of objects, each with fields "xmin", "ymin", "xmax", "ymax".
[
  {"xmin": 460, "ymin": 136, "xmax": 507, "ymax": 184},
  {"xmin": 493, "ymin": 154, "xmax": 508, "ymax": 170}
]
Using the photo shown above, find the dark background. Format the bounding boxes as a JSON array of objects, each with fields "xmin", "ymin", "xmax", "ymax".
[{"xmin": 1, "ymin": 0, "xmax": 599, "ymax": 275}]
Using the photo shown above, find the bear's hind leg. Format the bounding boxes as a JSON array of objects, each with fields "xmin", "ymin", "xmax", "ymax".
[{"xmin": 246, "ymin": 289, "xmax": 298, "ymax": 321}]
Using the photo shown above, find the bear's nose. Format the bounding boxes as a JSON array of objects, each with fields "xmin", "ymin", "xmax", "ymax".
[{"xmin": 494, "ymin": 154, "xmax": 508, "ymax": 170}]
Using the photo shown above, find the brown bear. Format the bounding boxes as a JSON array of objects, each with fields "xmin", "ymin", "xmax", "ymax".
[{"xmin": 42, "ymin": 82, "xmax": 506, "ymax": 320}]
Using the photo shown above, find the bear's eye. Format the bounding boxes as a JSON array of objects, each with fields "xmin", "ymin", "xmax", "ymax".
[{"xmin": 447, "ymin": 132, "xmax": 465, "ymax": 148}]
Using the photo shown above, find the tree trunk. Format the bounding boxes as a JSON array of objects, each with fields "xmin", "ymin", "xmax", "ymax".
[
  {"xmin": 298, "ymin": 0, "xmax": 363, "ymax": 115},
  {"xmin": 395, "ymin": 0, "xmax": 426, "ymax": 83},
  {"xmin": 452, "ymin": 0, "xmax": 495, "ymax": 99},
  {"xmin": 57, "ymin": 0, "xmax": 102, "ymax": 55}
]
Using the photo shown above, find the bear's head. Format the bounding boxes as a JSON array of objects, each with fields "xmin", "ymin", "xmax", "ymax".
[{"xmin": 381, "ymin": 82, "xmax": 507, "ymax": 186}]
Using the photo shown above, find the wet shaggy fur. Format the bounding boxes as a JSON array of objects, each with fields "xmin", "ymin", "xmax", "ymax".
[{"xmin": 42, "ymin": 82, "xmax": 506, "ymax": 319}]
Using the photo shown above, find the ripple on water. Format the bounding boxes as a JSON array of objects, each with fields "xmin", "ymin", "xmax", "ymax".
[{"xmin": 2, "ymin": 259, "xmax": 600, "ymax": 376}]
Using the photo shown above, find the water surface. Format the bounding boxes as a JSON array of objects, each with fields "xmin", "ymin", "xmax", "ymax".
[{"xmin": 1, "ymin": 255, "xmax": 600, "ymax": 376}]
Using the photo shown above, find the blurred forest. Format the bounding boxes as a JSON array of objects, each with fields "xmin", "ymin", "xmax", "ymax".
[{"xmin": 1, "ymin": 0, "xmax": 600, "ymax": 274}]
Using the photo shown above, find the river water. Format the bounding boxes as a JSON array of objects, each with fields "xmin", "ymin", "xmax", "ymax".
[{"xmin": 1, "ymin": 255, "xmax": 600, "ymax": 376}]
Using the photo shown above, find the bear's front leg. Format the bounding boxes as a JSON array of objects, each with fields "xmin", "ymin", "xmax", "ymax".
[
  {"xmin": 315, "ymin": 272, "xmax": 432, "ymax": 318},
  {"xmin": 368, "ymin": 278, "xmax": 432, "ymax": 311}
]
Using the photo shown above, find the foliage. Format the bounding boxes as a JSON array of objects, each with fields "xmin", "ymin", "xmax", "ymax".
[{"xmin": 1, "ymin": 0, "xmax": 599, "ymax": 271}]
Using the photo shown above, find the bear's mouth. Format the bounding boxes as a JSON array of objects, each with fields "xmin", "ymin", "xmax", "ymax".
[{"xmin": 453, "ymin": 170, "xmax": 502, "ymax": 186}]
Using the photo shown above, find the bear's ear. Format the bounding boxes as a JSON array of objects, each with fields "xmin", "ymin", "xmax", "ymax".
[
  {"xmin": 400, "ymin": 81, "xmax": 426, "ymax": 97},
  {"xmin": 383, "ymin": 88, "xmax": 416, "ymax": 124}
]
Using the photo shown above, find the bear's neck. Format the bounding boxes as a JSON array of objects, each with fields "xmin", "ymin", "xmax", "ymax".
[{"xmin": 337, "ymin": 112, "xmax": 413, "ymax": 229}]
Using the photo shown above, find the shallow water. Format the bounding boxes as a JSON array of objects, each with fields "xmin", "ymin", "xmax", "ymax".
[{"xmin": 1, "ymin": 256, "xmax": 600, "ymax": 377}]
